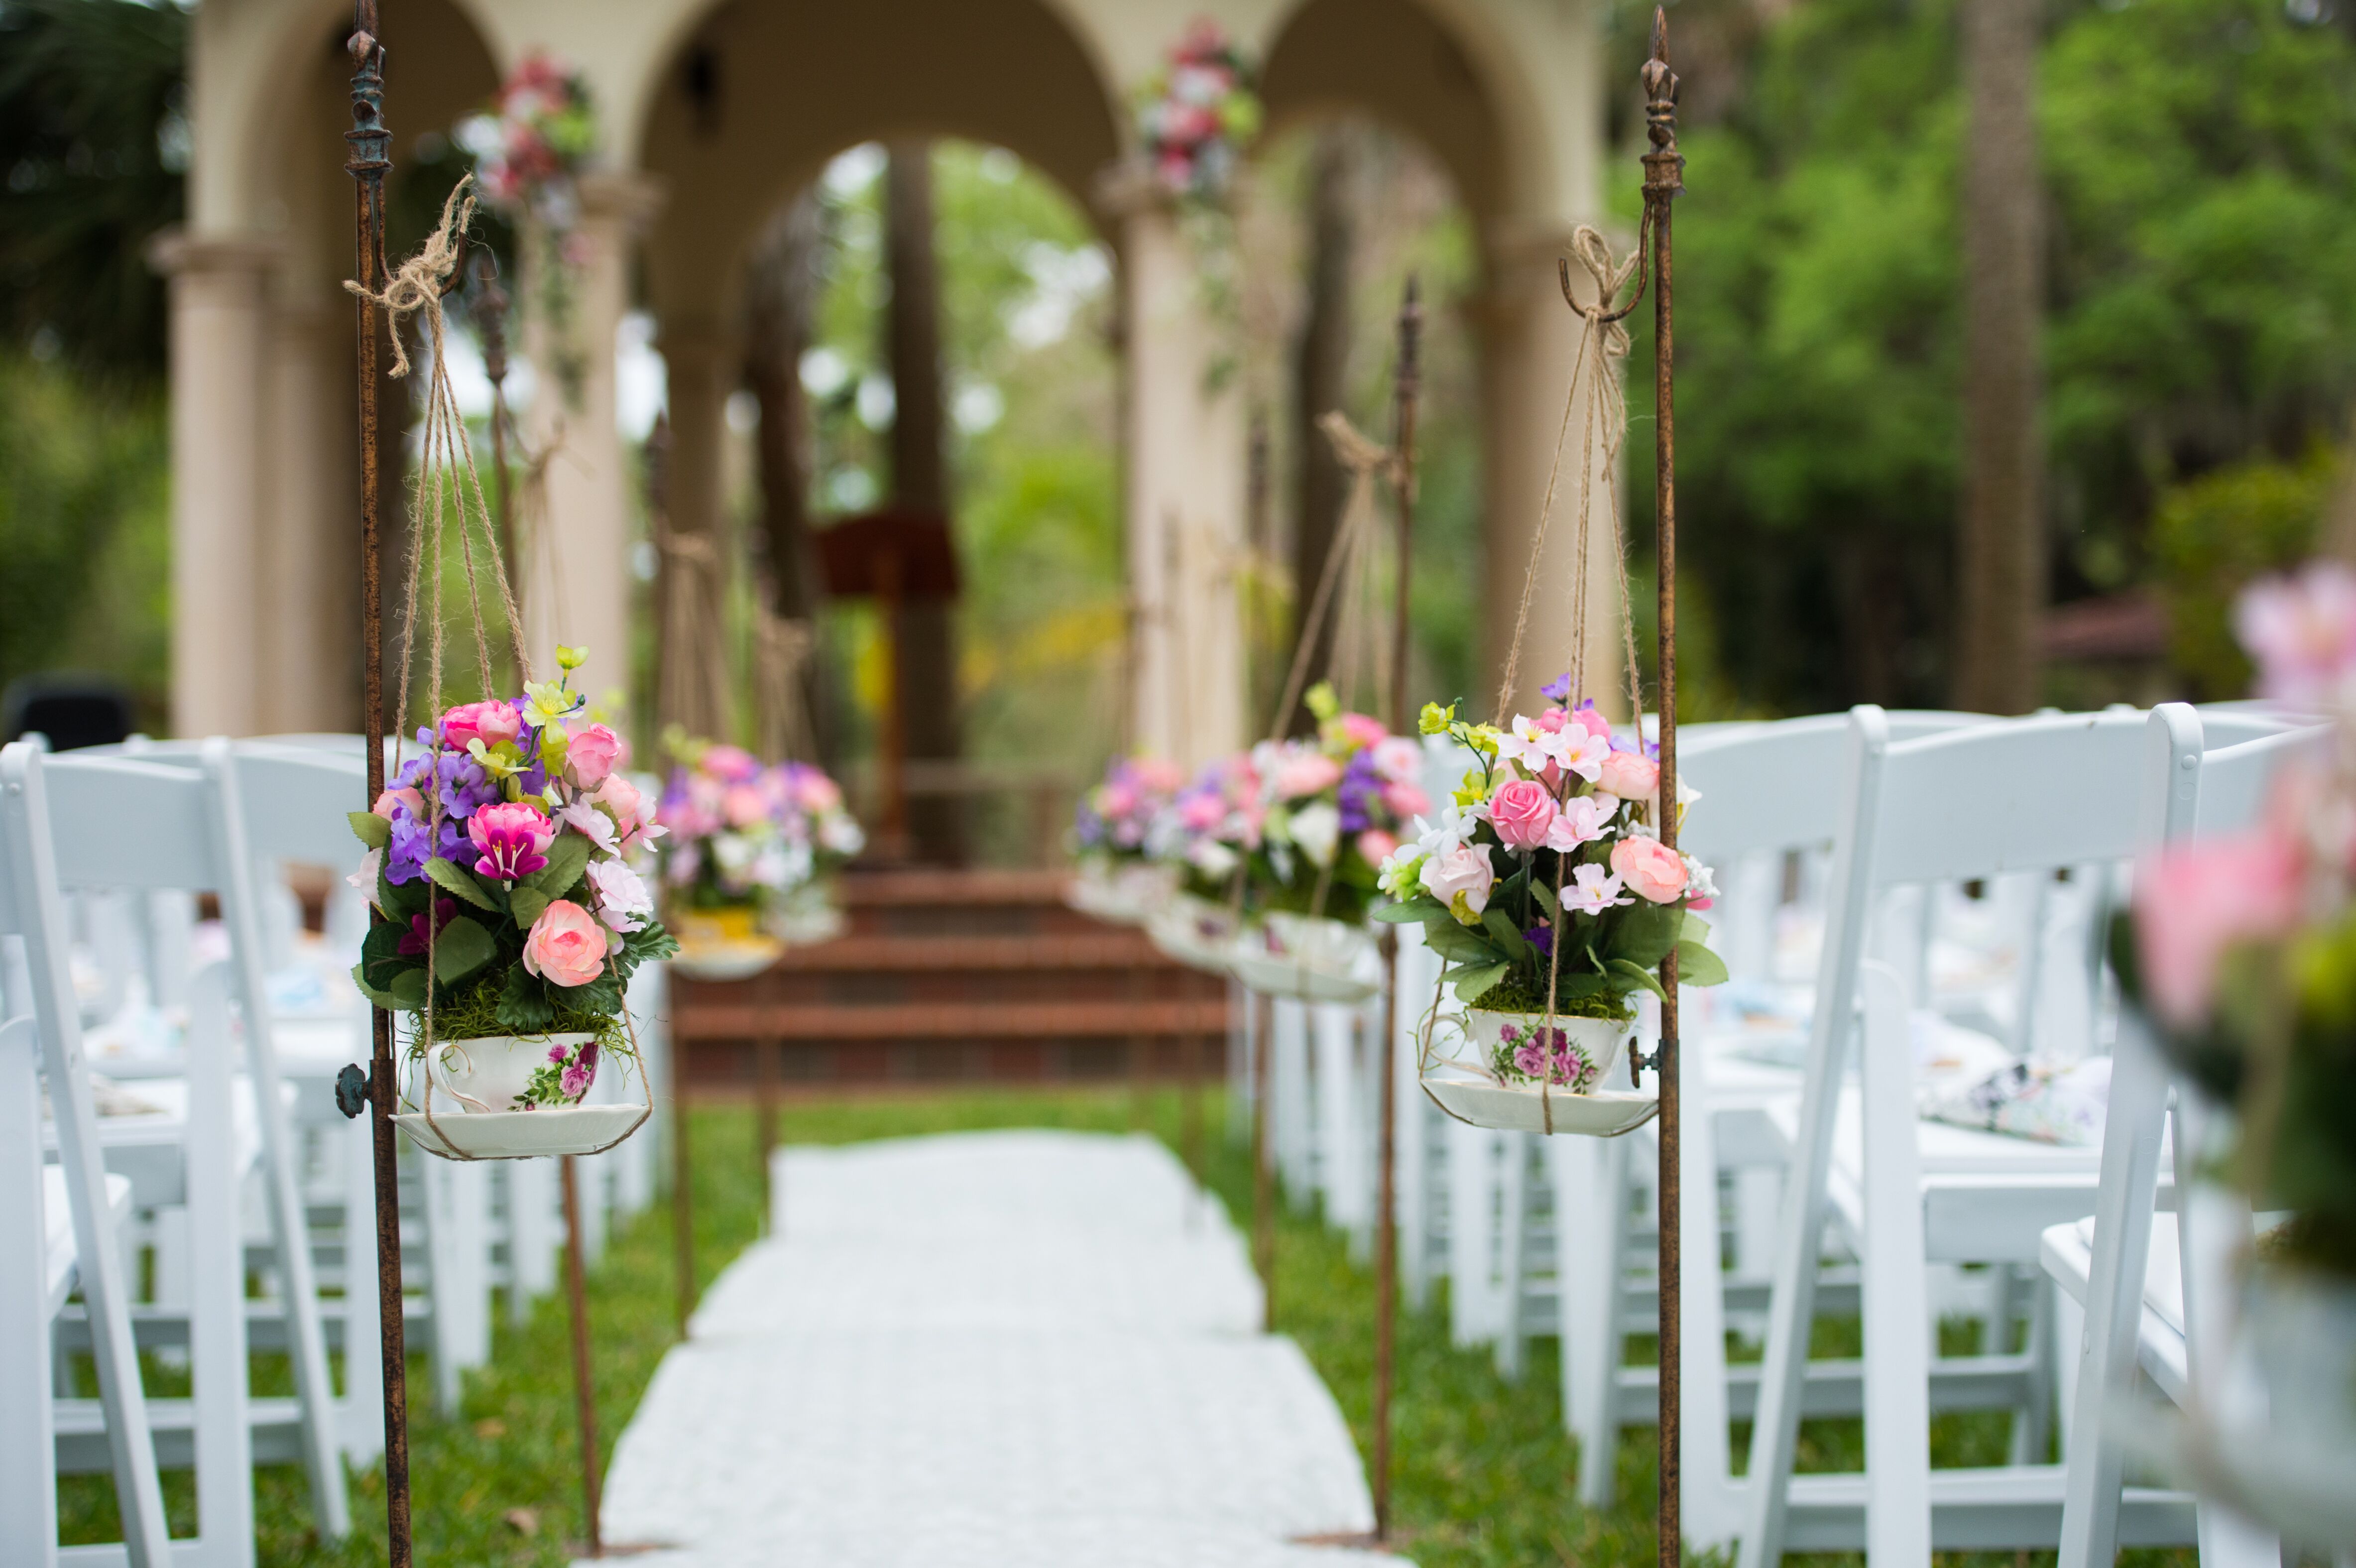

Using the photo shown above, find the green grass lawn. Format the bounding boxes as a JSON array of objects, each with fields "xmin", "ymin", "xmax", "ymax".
[{"xmin": 59, "ymin": 1084, "xmax": 2194, "ymax": 1568}]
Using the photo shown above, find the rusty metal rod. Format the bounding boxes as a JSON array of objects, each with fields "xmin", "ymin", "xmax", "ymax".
[
  {"xmin": 343, "ymin": 6, "xmax": 411, "ymax": 1564},
  {"xmin": 1642, "ymin": 13, "xmax": 1686, "ymax": 1568},
  {"xmin": 1372, "ymin": 272, "xmax": 1421, "ymax": 1545},
  {"xmin": 1252, "ymin": 990, "xmax": 1276, "ymax": 1330},
  {"xmin": 561, "ymin": 1156, "xmax": 606, "ymax": 1557}
]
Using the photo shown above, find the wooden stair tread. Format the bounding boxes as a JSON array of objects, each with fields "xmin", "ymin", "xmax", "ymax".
[
  {"xmin": 676, "ymin": 997, "xmax": 1229, "ymax": 1040},
  {"xmin": 839, "ymin": 868, "xmax": 1069, "ymax": 906},
  {"xmin": 684, "ymin": 933, "xmax": 1196, "ymax": 974}
]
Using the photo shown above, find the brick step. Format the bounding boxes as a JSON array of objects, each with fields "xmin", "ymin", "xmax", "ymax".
[
  {"xmin": 761, "ymin": 933, "xmax": 1190, "ymax": 972},
  {"xmin": 679, "ymin": 997, "xmax": 1228, "ymax": 1041}
]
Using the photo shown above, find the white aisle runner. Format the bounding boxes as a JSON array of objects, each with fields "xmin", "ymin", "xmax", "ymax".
[{"xmin": 598, "ymin": 1129, "xmax": 1403, "ymax": 1567}]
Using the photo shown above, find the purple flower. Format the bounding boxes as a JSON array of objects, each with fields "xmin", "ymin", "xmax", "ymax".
[
  {"xmin": 1336, "ymin": 751, "xmax": 1384, "ymax": 834},
  {"xmin": 397, "ymin": 896, "xmax": 459, "ymax": 957},
  {"xmin": 1524, "ymin": 922, "xmax": 1554, "ymax": 958},
  {"xmin": 1540, "ymin": 672, "xmax": 1573, "ymax": 704}
]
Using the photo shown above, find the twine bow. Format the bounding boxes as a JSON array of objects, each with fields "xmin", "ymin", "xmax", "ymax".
[
  {"xmin": 1265, "ymin": 411, "xmax": 1405, "ymax": 746},
  {"xmin": 755, "ymin": 609, "xmax": 817, "ymax": 762},
  {"xmin": 344, "ymin": 179, "xmax": 476, "ymax": 381}
]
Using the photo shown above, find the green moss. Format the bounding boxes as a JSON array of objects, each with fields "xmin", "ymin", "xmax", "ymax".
[
  {"xmin": 1470, "ymin": 974, "xmax": 1634, "ymax": 1021},
  {"xmin": 410, "ymin": 974, "xmax": 631, "ymax": 1062}
]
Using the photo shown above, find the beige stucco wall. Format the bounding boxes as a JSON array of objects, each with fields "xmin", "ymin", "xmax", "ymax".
[{"xmin": 170, "ymin": 0, "xmax": 1609, "ymax": 743}]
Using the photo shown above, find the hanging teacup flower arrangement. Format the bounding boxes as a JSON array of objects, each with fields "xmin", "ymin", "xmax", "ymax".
[
  {"xmin": 1377, "ymin": 678, "xmax": 1727, "ymax": 1134},
  {"xmin": 456, "ymin": 52, "xmax": 597, "ymax": 405},
  {"xmin": 349, "ymin": 647, "xmax": 678, "ymax": 1122},
  {"xmin": 1141, "ymin": 751, "xmax": 1259, "ymax": 972},
  {"xmin": 1068, "ymin": 755, "xmax": 1187, "ymax": 925},
  {"xmin": 1226, "ymin": 682, "xmax": 1428, "ymax": 1002},
  {"xmin": 656, "ymin": 737, "xmax": 864, "ymax": 977}
]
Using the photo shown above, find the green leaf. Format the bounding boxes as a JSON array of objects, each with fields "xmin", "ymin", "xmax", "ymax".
[
  {"xmin": 1370, "ymin": 899, "xmax": 1440, "ymax": 924},
  {"xmin": 1481, "ymin": 906, "xmax": 1531, "ymax": 962},
  {"xmin": 349, "ymin": 961, "xmax": 401, "ymax": 1010},
  {"xmin": 1679, "ymin": 910, "xmax": 1712, "ymax": 944},
  {"xmin": 378, "ymin": 861, "xmax": 426, "ymax": 921},
  {"xmin": 1673, "ymin": 939, "xmax": 1730, "ymax": 988},
  {"xmin": 1606, "ymin": 957, "xmax": 1668, "ymax": 1001},
  {"xmin": 1604, "ymin": 899, "xmax": 1680, "ymax": 968},
  {"xmin": 348, "ymin": 810, "xmax": 390, "ymax": 850},
  {"xmin": 496, "ymin": 965, "xmax": 556, "ymax": 1032},
  {"xmin": 1449, "ymin": 961, "xmax": 1511, "ymax": 1005},
  {"xmin": 520, "ymin": 835, "xmax": 591, "ymax": 900},
  {"xmin": 1529, "ymin": 879, "xmax": 1561, "ymax": 921},
  {"xmin": 387, "ymin": 968, "xmax": 429, "ymax": 1010},
  {"xmin": 627, "ymin": 923, "xmax": 680, "ymax": 964},
  {"xmin": 508, "ymin": 886, "xmax": 551, "ymax": 930},
  {"xmin": 424, "ymin": 856, "xmax": 500, "ymax": 912},
  {"xmin": 425, "ymin": 915, "xmax": 498, "ymax": 988},
  {"xmin": 1424, "ymin": 921, "xmax": 1505, "ymax": 966}
]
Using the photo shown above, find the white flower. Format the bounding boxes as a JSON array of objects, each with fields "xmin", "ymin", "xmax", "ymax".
[
  {"xmin": 1544, "ymin": 792, "xmax": 1621, "ymax": 852},
  {"xmin": 1410, "ymin": 804, "xmax": 1479, "ymax": 857},
  {"xmin": 1562, "ymin": 862, "xmax": 1632, "ymax": 916},
  {"xmin": 1495, "ymin": 715, "xmax": 1613, "ymax": 783},
  {"xmin": 1290, "ymin": 802, "xmax": 1342, "ymax": 868},
  {"xmin": 585, "ymin": 856, "xmax": 653, "ymax": 934},
  {"xmin": 1377, "ymin": 840, "xmax": 1425, "ymax": 899},
  {"xmin": 1682, "ymin": 854, "xmax": 1718, "ymax": 903},
  {"xmin": 820, "ymin": 812, "xmax": 866, "ymax": 856},
  {"xmin": 348, "ymin": 847, "xmax": 382, "ymax": 895},
  {"xmin": 558, "ymin": 798, "xmax": 618, "ymax": 853},
  {"xmin": 1190, "ymin": 838, "xmax": 1239, "ymax": 879}
]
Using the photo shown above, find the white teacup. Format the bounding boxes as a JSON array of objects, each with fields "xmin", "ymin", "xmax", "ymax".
[{"xmin": 424, "ymin": 1033, "xmax": 597, "ymax": 1113}]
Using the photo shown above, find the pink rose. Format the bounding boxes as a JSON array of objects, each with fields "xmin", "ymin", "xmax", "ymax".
[
  {"xmin": 1610, "ymin": 836, "xmax": 1689, "ymax": 903},
  {"xmin": 1275, "ymin": 752, "xmax": 1343, "ymax": 800},
  {"xmin": 1570, "ymin": 705, "xmax": 1614, "ymax": 740},
  {"xmin": 703, "ymin": 744, "xmax": 760, "ymax": 784},
  {"xmin": 1535, "ymin": 708, "xmax": 1570, "ymax": 733},
  {"xmin": 1371, "ymin": 736, "xmax": 1422, "ymax": 783},
  {"xmin": 2132, "ymin": 831, "xmax": 2305, "ymax": 1028},
  {"xmin": 1419, "ymin": 841, "xmax": 1496, "ymax": 920},
  {"xmin": 2235, "ymin": 563, "xmax": 2356, "ymax": 707},
  {"xmin": 441, "ymin": 700, "xmax": 520, "ymax": 750},
  {"xmin": 1179, "ymin": 792, "xmax": 1224, "ymax": 832},
  {"xmin": 1488, "ymin": 778, "xmax": 1558, "ymax": 850},
  {"xmin": 467, "ymin": 801, "xmax": 555, "ymax": 881},
  {"xmin": 595, "ymin": 775, "xmax": 655, "ymax": 845},
  {"xmin": 1598, "ymin": 750, "xmax": 1659, "ymax": 802},
  {"xmin": 1384, "ymin": 781, "xmax": 1432, "ymax": 820},
  {"xmin": 1356, "ymin": 829, "xmax": 1399, "ymax": 866},
  {"xmin": 567, "ymin": 723, "xmax": 622, "ymax": 789},
  {"xmin": 723, "ymin": 784, "xmax": 770, "ymax": 828},
  {"xmin": 522, "ymin": 899, "xmax": 609, "ymax": 988},
  {"xmin": 373, "ymin": 785, "xmax": 425, "ymax": 821},
  {"xmin": 1334, "ymin": 714, "xmax": 1388, "ymax": 751}
]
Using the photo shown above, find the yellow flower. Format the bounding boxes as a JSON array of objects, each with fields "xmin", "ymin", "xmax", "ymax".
[
  {"xmin": 1418, "ymin": 701, "xmax": 1455, "ymax": 735},
  {"xmin": 555, "ymin": 644, "xmax": 589, "ymax": 672}
]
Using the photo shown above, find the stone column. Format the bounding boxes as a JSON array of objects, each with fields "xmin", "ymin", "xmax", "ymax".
[
  {"xmin": 520, "ymin": 173, "xmax": 664, "ymax": 709},
  {"xmin": 261, "ymin": 295, "xmax": 358, "ymax": 734},
  {"xmin": 1103, "ymin": 171, "xmax": 1247, "ymax": 768},
  {"xmin": 1480, "ymin": 224, "xmax": 1625, "ymax": 722},
  {"xmin": 656, "ymin": 320, "xmax": 733, "ymax": 741},
  {"xmin": 152, "ymin": 233, "xmax": 278, "ymax": 738}
]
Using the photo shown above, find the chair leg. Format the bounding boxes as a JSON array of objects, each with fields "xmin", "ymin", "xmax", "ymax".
[
  {"xmin": 1495, "ymin": 1135, "xmax": 1530, "ymax": 1383},
  {"xmin": 1559, "ymin": 1131, "xmax": 1630, "ymax": 1509},
  {"xmin": 187, "ymin": 983, "xmax": 256, "ymax": 1567},
  {"xmin": 0, "ymin": 1019, "xmax": 60, "ymax": 1566},
  {"xmin": 1858, "ymin": 961, "xmax": 1931, "ymax": 1568}
]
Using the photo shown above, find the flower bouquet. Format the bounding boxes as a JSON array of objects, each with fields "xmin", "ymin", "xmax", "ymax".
[
  {"xmin": 1134, "ymin": 20, "xmax": 1261, "ymax": 204},
  {"xmin": 1066, "ymin": 755, "xmax": 1186, "ymax": 925},
  {"xmin": 2111, "ymin": 562, "xmax": 2356, "ymax": 1533},
  {"xmin": 347, "ymin": 647, "xmax": 676, "ymax": 1144},
  {"xmin": 1225, "ymin": 684, "xmax": 1429, "ymax": 1003},
  {"xmin": 657, "ymin": 739, "xmax": 862, "ymax": 976},
  {"xmin": 1373, "ymin": 678, "xmax": 1725, "ymax": 1134},
  {"xmin": 456, "ymin": 53, "xmax": 597, "ymax": 401},
  {"xmin": 1140, "ymin": 752, "xmax": 1260, "ymax": 972}
]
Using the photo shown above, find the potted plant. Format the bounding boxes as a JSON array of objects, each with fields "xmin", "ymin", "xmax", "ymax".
[
  {"xmin": 1142, "ymin": 751, "xmax": 1261, "ymax": 972},
  {"xmin": 765, "ymin": 759, "xmax": 865, "ymax": 945},
  {"xmin": 347, "ymin": 646, "xmax": 675, "ymax": 1114},
  {"xmin": 2114, "ymin": 561, "xmax": 2356, "ymax": 1510},
  {"xmin": 1067, "ymin": 755, "xmax": 1186, "ymax": 924},
  {"xmin": 1373, "ymin": 675, "xmax": 1725, "ymax": 1125},
  {"xmin": 1226, "ymin": 683, "xmax": 1429, "ymax": 1001}
]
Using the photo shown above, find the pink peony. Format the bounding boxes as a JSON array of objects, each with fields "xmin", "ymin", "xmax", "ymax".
[
  {"xmin": 1356, "ymin": 829, "xmax": 1399, "ymax": 865},
  {"xmin": 1488, "ymin": 778, "xmax": 1559, "ymax": 850},
  {"xmin": 703, "ymin": 744, "xmax": 760, "ymax": 783},
  {"xmin": 1334, "ymin": 714, "xmax": 1388, "ymax": 751},
  {"xmin": 1275, "ymin": 752, "xmax": 1344, "ymax": 800},
  {"xmin": 1598, "ymin": 750, "xmax": 1659, "ymax": 803},
  {"xmin": 2132, "ymin": 831, "xmax": 2305, "ymax": 1028},
  {"xmin": 441, "ymin": 700, "xmax": 520, "ymax": 750},
  {"xmin": 1611, "ymin": 836, "xmax": 1689, "ymax": 903},
  {"xmin": 522, "ymin": 899, "xmax": 608, "ymax": 987},
  {"xmin": 1569, "ymin": 705, "xmax": 1614, "ymax": 741},
  {"xmin": 567, "ymin": 723, "xmax": 622, "ymax": 789},
  {"xmin": 467, "ymin": 801, "xmax": 554, "ymax": 881}
]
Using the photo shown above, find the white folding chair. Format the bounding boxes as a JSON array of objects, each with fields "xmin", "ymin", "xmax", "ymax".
[
  {"xmin": 0, "ymin": 742, "xmax": 173, "ymax": 1567},
  {"xmin": 35, "ymin": 743, "xmax": 352, "ymax": 1542},
  {"xmin": 2045, "ymin": 723, "xmax": 2324, "ymax": 1568},
  {"xmin": 1736, "ymin": 706, "xmax": 2206, "ymax": 1568}
]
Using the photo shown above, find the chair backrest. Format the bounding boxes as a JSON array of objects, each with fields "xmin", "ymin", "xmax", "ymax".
[
  {"xmin": 39, "ymin": 750, "xmax": 226, "ymax": 895},
  {"xmin": 223, "ymin": 743, "xmax": 369, "ymax": 869},
  {"xmin": 2191, "ymin": 723, "xmax": 2330, "ymax": 837},
  {"xmin": 1679, "ymin": 709, "xmax": 1990, "ymax": 866}
]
